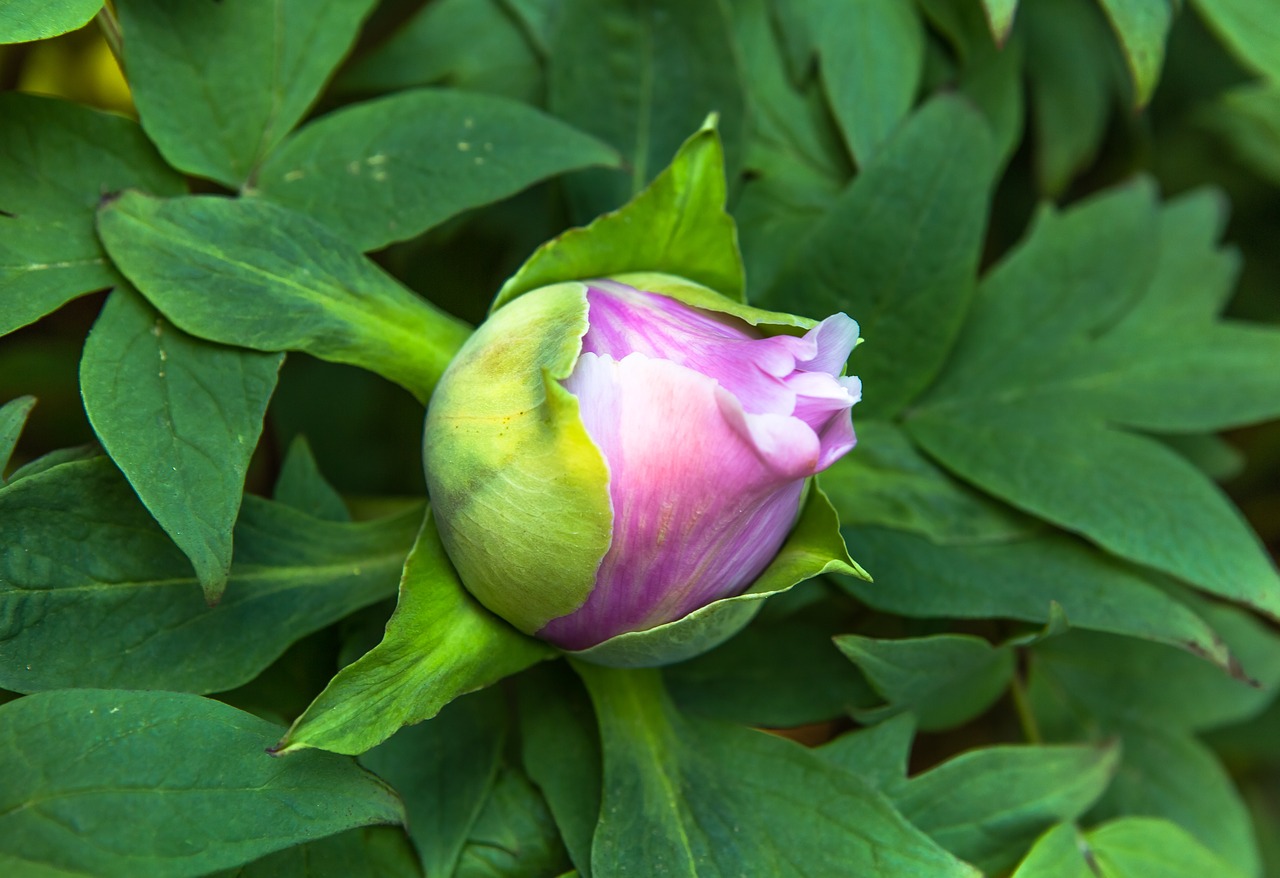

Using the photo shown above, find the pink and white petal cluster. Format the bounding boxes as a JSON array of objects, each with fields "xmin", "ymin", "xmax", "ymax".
[{"xmin": 538, "ymin": 281, "xmax": 860, "ymax": 650}]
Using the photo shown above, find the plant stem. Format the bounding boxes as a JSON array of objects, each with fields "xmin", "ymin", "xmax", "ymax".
[
  {"xmin": 96, "ymin": 3, "xmax": 124, "ymax": 69},
  {"xmin": 1010, "ymin": 671, "xmax": 1042, "ymax": 745}
]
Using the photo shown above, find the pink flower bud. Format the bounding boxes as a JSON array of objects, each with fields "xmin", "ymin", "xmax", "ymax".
[{"xmin": 423, "ymin": 276, "xmax": 860, "ymax": 654}]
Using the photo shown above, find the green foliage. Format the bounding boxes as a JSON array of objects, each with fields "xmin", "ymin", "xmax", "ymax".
[{"xmin": 0, "ymin": 0, "xmax": 101, "ymax": 43}]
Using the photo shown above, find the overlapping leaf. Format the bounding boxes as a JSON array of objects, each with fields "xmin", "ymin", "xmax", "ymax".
[
  {"xmin": 0, "ymin": 0, "xmax": 103, "ymax": 42},
  {"xmin": 1012, "ymin": 819, "xmax": 1251, "ymax": 878},
  {"xmin": 908, "ymin": 185, "xmax": 1280, "ymax": 620}
]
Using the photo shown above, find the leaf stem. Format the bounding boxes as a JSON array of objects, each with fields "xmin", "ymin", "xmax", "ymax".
[
  {"xmin": 96, "ymin": 3, "xmax": 125, "ymax": 70},
  {"xmin": 1010, "ymin": 669, "xmax": 1042, "ymax": 745}
]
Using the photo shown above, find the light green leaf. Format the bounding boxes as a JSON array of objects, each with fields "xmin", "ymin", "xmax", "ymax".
[
  {"xmin": 0, "ymin": 0, "xmax": 102, "ymax": 42},
  {"xmin": 909, "ymin": 185, "xmax": 1280, "ymax": 620},
  {"xmin": 1191, "ymin": 0, "xmax": 1280, "ymax": 82},
  {"xmin": 254, "ymin": 89, "xmax": 619, "ymax": 252},
  {"xmin": 81, "ymin": 286, "xmax": 282, "ymax": 600},
  {"xmin": 274, "ymin": 435, "xmax": 349, "ymax": 522},
  {"xmin": 0, "ymin": 689, "xmax": 404, "ymax": 878},
  {"xmin": 0, "ymin": 455, "xmax": 420, "ymax": 694},
  {"xmin": 497, "ymin": 122, "xmax": 745, "ymax": 308},
  {"xmin": 116, "ymin": 0, "xmax": 378, "ymax": 187},
  {"xmin": 338, "ymin": 0, "xmax": 541, "ymax": 102},
  {"xmin": 96, "ymin": 192, "xmax": 472, "ymax": 403},
  {"xmin": 817, "ymin": 0, "xmax": 925, "ymax": 165},
  {"xmin": 818, "ymin": 713, "xmax": 916, "ymax": 794},
  {"xmin": 275, "ymin": 512, "xmax": 555, "ymax": 756},
  {"xmin": 1013, "ymin": 818, "xmax": 1251, "ymax": 878},
  {"xmin": 547, "ymin": 0, "xmax": 746, "ymax": 221},
  {"xmin": 575, "ymin": 665, "xmax": 981, "ymax": 878},
  {"xmin": 361, "ymin": 689, "xmax": 506, "ymax": 878},
  {"xmin": 894, "ymin": 743, "xmax": 1119, "ymax": 874},
  {"xmin": 0, "ymin": 395, "xmax": 35, "ymax": 480},
  {"xmin": 760, "ymin": 96, "xmax": 1000, "ymax": 418},
  {"xmin": 0, "ymin": 93, "xmax": 184, "ymax": 337},
  {"xmin": 981, "ymin": 0, "xmax": 1019, "ymax": 43},
  {"xmin": 836, "ymin": 634, "xmax": 1014, "ymax": 731},
  {"xmin": 1098, "ymin": 0, "xmax": 1175, "ymax": 106}
]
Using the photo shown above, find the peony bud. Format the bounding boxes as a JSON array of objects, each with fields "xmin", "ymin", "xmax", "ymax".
[{"xmin": 424, "ymin": 275, "xmax": 860, "ymax": 653}]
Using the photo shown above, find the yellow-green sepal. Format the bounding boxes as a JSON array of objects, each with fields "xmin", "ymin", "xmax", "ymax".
[{"xmin": 423, "ymin": 282, "xmax": 611, "ymax": 633}]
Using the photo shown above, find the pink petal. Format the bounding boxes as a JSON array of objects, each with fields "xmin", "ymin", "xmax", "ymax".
[{"xmin": 540, "ymin": 352, "xmax": 817, "ymax": 649}]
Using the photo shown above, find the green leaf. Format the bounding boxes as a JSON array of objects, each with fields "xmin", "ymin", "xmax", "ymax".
[
  {"xmin": 96, "ymin": 192, "xmax": 472, "ymax": 403},
  {"xmin": 274, "ymin": 435, "xmax": 349, "ymax": 522},
  {"xmin": 454, "ymin": 765, "xmax": 572, "ymax": 878},
  {"xmin": 547, "ymin": 0, "xmax": 746, "ymax": 221},
  {"xmin": 209, "ymin": 828, "xmax": 421, "ymax": 878},
  {"xmin": 0, "ymin": 0, "xmax": 102, "ymax": 42},
  {"xmin": 836, "ymin": 634, "xmax": 1014, "ymax": 731},
  {"xmin": 567, "ymin": 483, "xmax": 863, "ymax": 668},
  {"xmin": 822, "ymin": 419, "xmax": 1029, "ymax": 544},
  {"xmin": 909, "ymin": 185, "xmax": 1280, "ymax": 620},
  {"xmin": 496, "ymin": 122, "xmax": 745, "ymax": 308},
  {"xmin": 893, "ymin": 743, "xmax": 1119, "ymax": 874},
  {"xmin": 1012, "ymin": 818, "xmax": 1251, "ymax": 878},
  {"xmin": 1190, "ymin": 0, "xmax": 1280, "ymax": 82},
  {"xmin": 1098, "ymin": 0, "xmax": 1174, "ymax": 107},
  {"xmin": 1091, "ymin": 728, "xmax": 1260, "ymax": 877},
  {"xmin": 1209, "ymin": 83, "xmax": 1280, "ymax": 186},
  {"xmin": 338, "ymin": 0, "xmax": 542, "ymax": 103},
  {"xmin": 760, "ymin": 96, "xmax": 1000, "ymax": 418},
  {"xmin": 360, "ymin": 689, "xmax": 506, "ymax": 878},
  {"xmin": 116, "ymin": 0, "xmax": 378, "ymax": 188},
  {"xmin": 840, "ymin": 526, "xmax": 1233, "ymax": 667},
  {"xmin": 817, "ymin": 713, "xmax": 916, "ymax": 794},
  {"xmin": 275, "ymin": 512, "xmax": 555, "ymax": 756},
  {"xmin": 574, "ymin": 665, "xmax": 981, "ymax": 878},
  {"xmin": 0, "ymin": 93, "xmax": 184, "ymax": 337},
  {"xmin": 253, "ymin": 89, "xmax": 619, "ymax": 252},
  {"xmin": 981, "ymin": 0, "xmax": 1019, "ymax": 43},
  {"xmin": 0, "ymin": 395, "xmax": 35, "ymax": 480},
  {"xmin": 517, "ymin": 664, "xmax": 602, "ymax": 877},
  {"xmin": 0, "ymin": 455, "xmax": 420, "ymax": 693},
  {"xmin": 81, "ymin": 286, "xmax": 282, "ymax": 600},
  {"xmin": 1022, "ymin": 0, "xmax": 1119, "ymax": 194},
  {"xmin": 665, "ymin": 588, "xmax": 877, "ymax": 727},
  {"xmin": 0, "ymin": 689, "xmax": 404, "ymax": 877},
  {"xmin": 817, "ymin": 0, "xmax": 925, "ymax": 165}
]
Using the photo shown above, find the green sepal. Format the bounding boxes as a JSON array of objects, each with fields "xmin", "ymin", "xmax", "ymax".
[
  {"xmin": 423, "ymin": 282, "xmax": 612, "ymax": 633},
  {"xmin": 493, "ymin": 118, "xmax": 746, "ymax": 310},
  {"xmin": 568, "ymin": 483, "xmax": 867, "ymax": 668}
]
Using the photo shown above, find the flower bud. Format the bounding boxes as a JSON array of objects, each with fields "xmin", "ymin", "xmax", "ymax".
[{"xmin": 424, "ymin": 275, "xmax": 860, "ymax": 653}]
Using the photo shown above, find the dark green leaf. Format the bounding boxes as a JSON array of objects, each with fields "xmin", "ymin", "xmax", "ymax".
[
  {"xmin": 0, "ymin": 395, "xmax": 35, "ymax": 480},
  {"xmin": 1022, "ymin": 0, "xmax": 1118, "ymax": 194},
  {"xmin": 817, "ymin": 0, "xmax": 925, "ymax": 165},
  {"xmin": 761, "ymin": 96, "xmax": 999, "ymax": 418},
  {"xmin": 254, "ymin": 89, "xmax": 618, "ymax": 252},
  {"xmin": 893, "ymin": 743, "xmax": 1119, "ymax": 873},
  {"xmin": 274, "ymin": 435, "xmax": 349, "ymax": 522},
  {"xmin": 0, "ymin": 93, "xmax": 184, "ymax": 337},
  {"xmin": 1190, "ymin": 0, "xmax": 1280, "ymax": 82},
  {"xmin": 0, "ymin": 689, "xmax": 404, "ymax": 877},
  {"xmin": 455, "ymin": 766, "xmax": 572, "ymax": 878},
  {"xmin": 0, "ymin": 0, "xmax": 102, "ymax": 42},
  {"xmin": 276, "ymin": 512, "xmax": 554, "ymax": 756},
  {"xmin": 666, "ymin": 587, "xmax": 877, "ymax": 727},
  {"xmin": 1209, "ymin": 84, "xmax": 1280, "ymax": 186},
  {"xmin": 116, "ymin": 0, "xmax": 378, "ymax": 187},
  {"xmin": 909, "ymin": 186, "xmax": 1280, "ymax": 620},
  {"xmin": 497, "ymin": 121, "xmax": 745, "ymax": 307},
  {"xmin": 210, "ymin": 827, "xmax": 421, "ymax": 878},
  {"xmin": 575, "ymin": 665, "xmax": 980, "ymax": 878},
  {"xmin": 836, "ymin": 634, "xmax": 1014, "ymax": 731},
  {"xmin": 548, "ymin": 0, "xmax": 747, "ymax": 220},
  {"xmin": 338, "ymin": 0, "xmax": 541, "ymax": 102},
  {"xmin": 0, "ymin": 455, "xmax": 420, "ymax": 693},
  {"xmin": 840, "ymin": 526, "xmax": 1232, "ymax": 667},
  {"xmin": 361, "ymin": 689, "xmax": 506, "ymax": 878},
  {"xmin": 1098, "ymin": 0, "xmax": 1174, "ymax": 106},
  {"xmin": 1012, "ymin": 818, "xmax": 1251, "ymax": 878},
  {"xmin": 96, "ymin": 192, "xmax": 472, "ymax": 403},
  {"xmin": 817, "ymin": 713, "xmax": 916, "ymax": 794},
  {"xmin": 517, "ymin": 664, "xmax": 602, "ymax": 877},
  {"xmin": 81, "ymin": 286, "xmax": 282, "ymax": 600}
]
